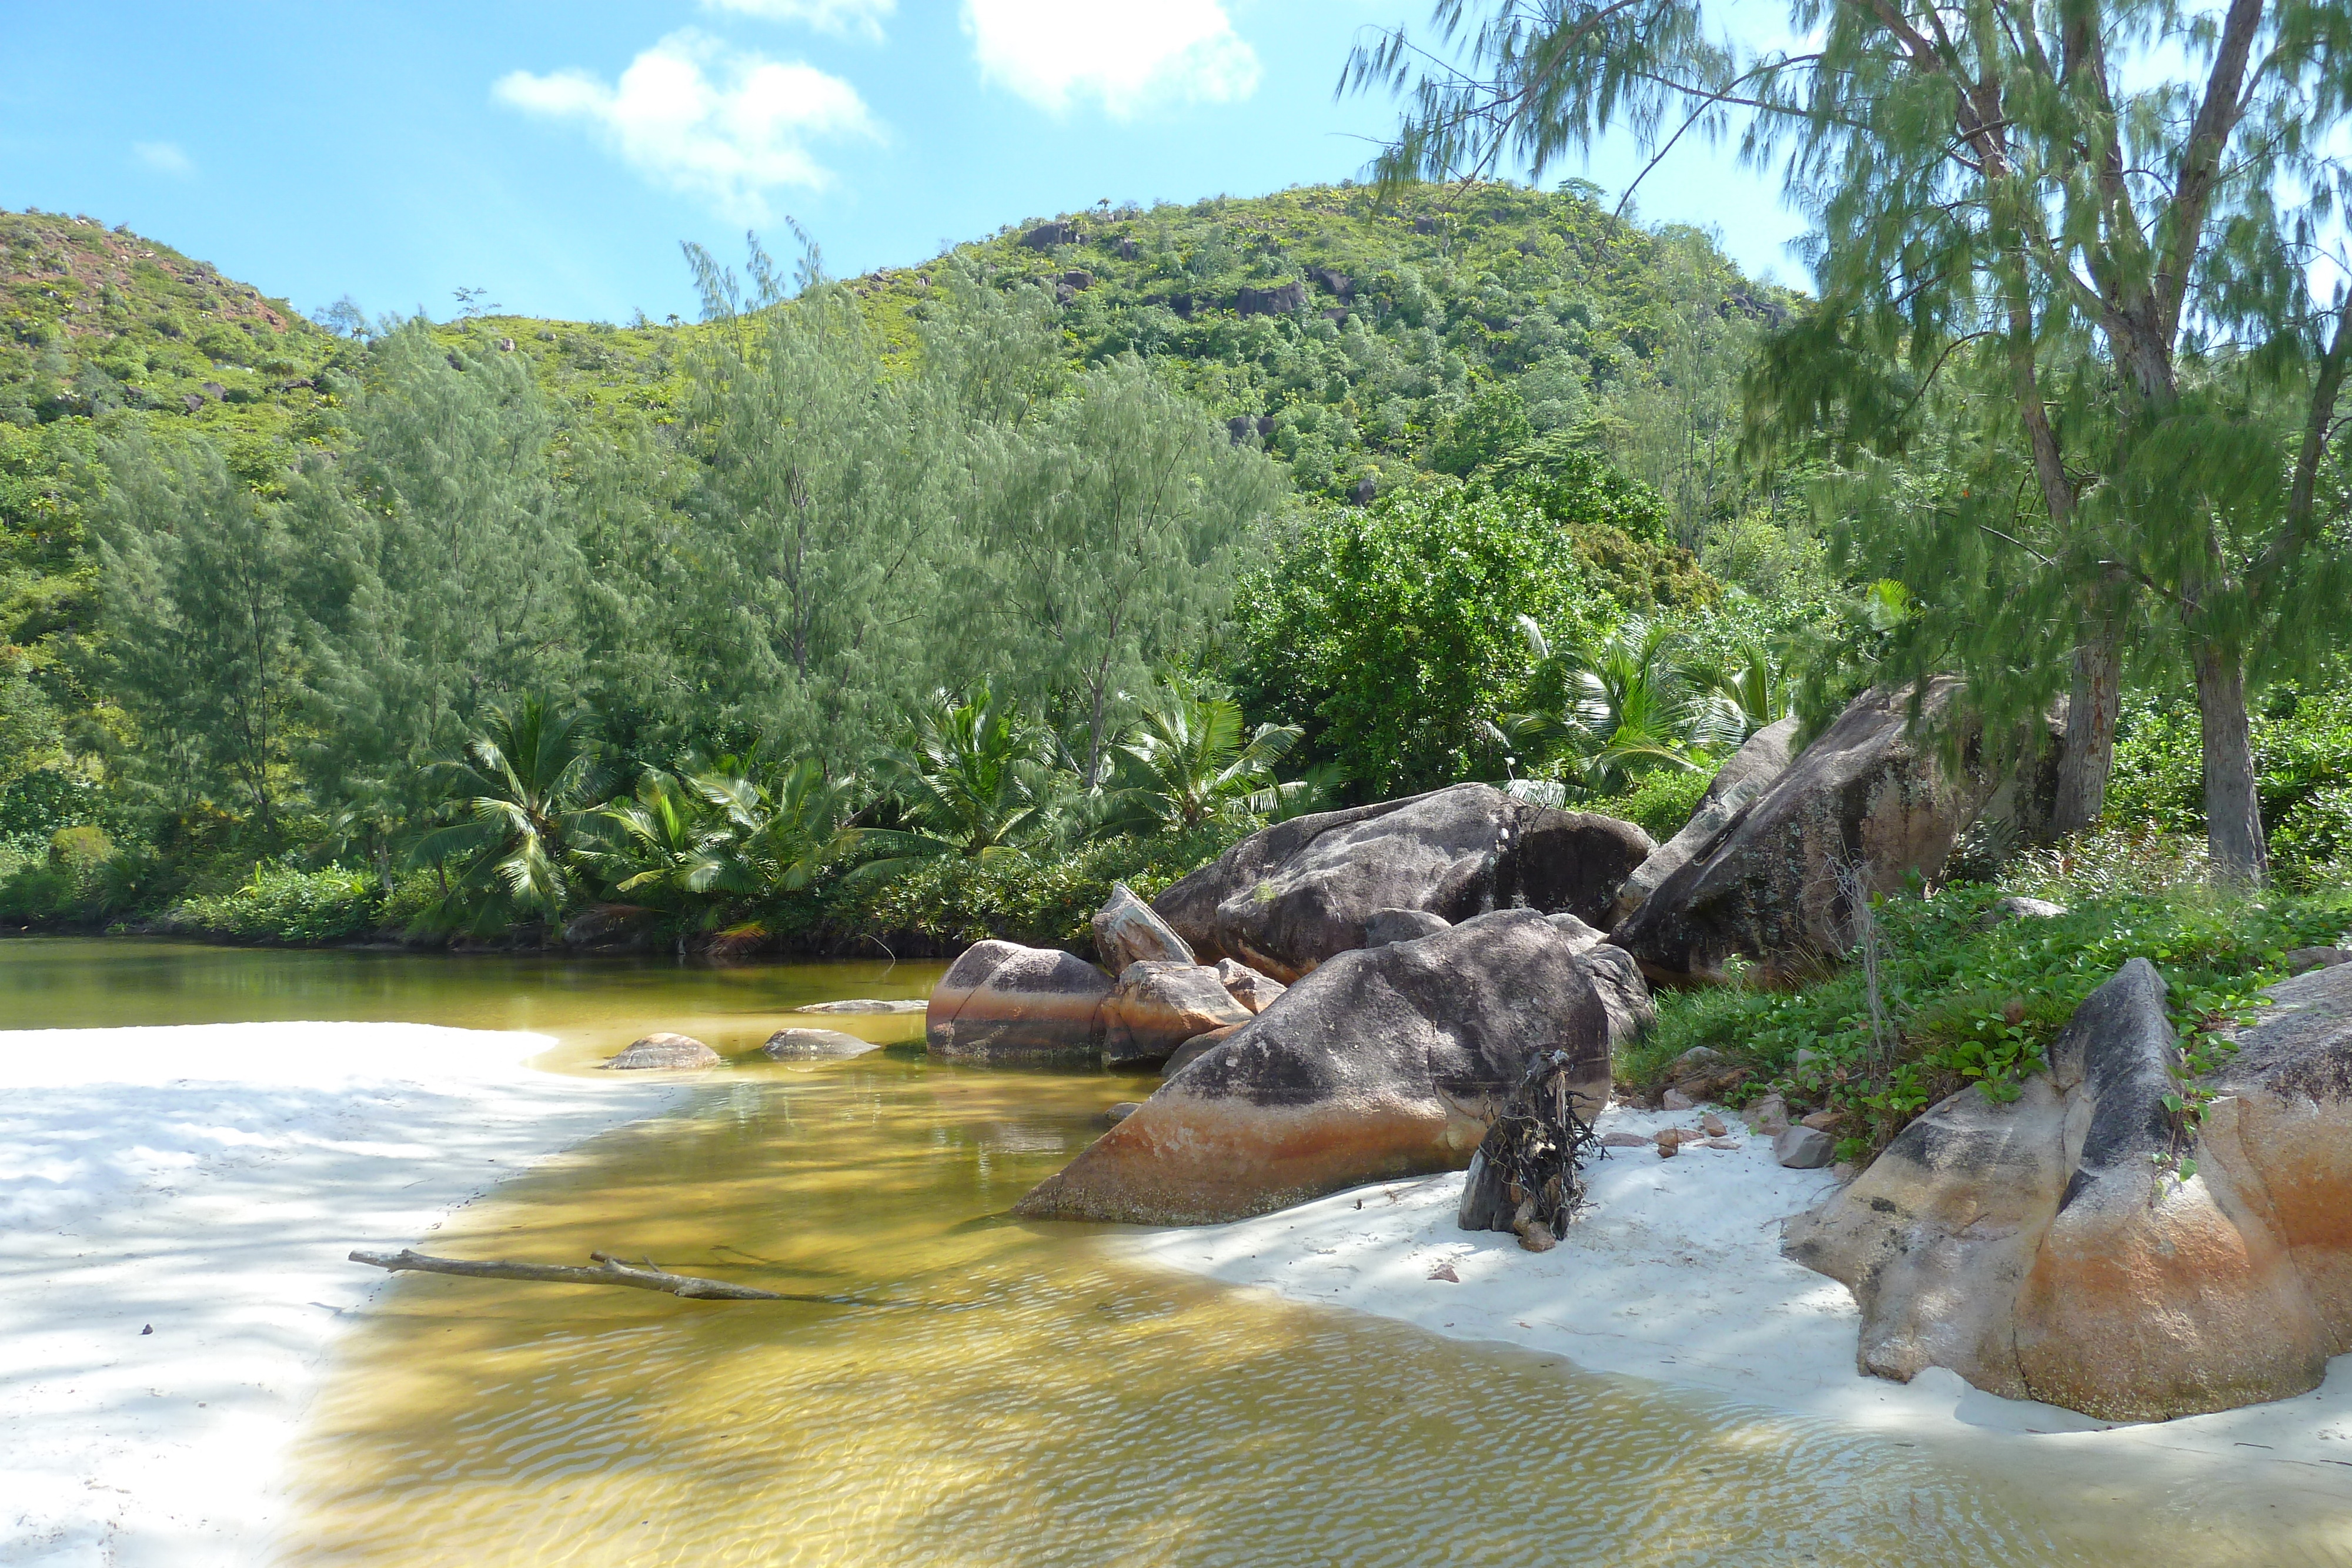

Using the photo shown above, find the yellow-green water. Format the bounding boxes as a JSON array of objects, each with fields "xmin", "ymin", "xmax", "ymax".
[{"xmin": 8, "ymin": 940, "xmax": 2344, "ymax": 1564}]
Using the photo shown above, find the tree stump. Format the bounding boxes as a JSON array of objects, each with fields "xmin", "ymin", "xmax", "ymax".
[{"xmin": 1456, "ymin": 1049, "xmax": 1605, "ymax": 1251}]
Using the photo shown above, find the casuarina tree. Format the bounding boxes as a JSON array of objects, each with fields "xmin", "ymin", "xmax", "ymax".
[{"xmin": 1353, "ymin": 0, "xmax": 2352, "ymax": 880}]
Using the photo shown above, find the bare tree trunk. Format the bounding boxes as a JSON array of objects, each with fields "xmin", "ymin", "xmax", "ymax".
[
  {"xmin": 2050, "ymin": 627, "xmax": 2122, "ymax": 835},
  {"xmin": 2193, "ymin": 643, "xmax": 2267, "ymax": 882}
]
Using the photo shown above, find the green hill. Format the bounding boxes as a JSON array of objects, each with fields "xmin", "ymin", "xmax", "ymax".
[{"xmin": 0, "ymin": 183, "xmax": 1790, "ymax": 861}]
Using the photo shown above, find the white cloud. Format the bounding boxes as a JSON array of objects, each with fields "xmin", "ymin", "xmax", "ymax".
[
  {"xmin": 700, "ymin": 0, "xmax": 896, "ymax": 41},
  {"xmin": 133, "ymin": 141, "xmax": 194, "ymax": 176},
  {"xmin": 963, "ymin": 0, "xmax": 1261, "ymax": 118},
  {"xmin": 493, "ymin": 31, "xmax": 877, "ymax": 220}
]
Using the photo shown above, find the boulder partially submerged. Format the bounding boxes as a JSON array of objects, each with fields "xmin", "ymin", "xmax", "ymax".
[
  {"xmin": 1013, "ymin": 909, "xmax": 1618, "ymax": 1225},
  {"xmin": 1150, "ymin": 783, "xmax": 1653, "ymax": 982},
  {"xmin": 761, "ymin": 1027, "xmax": 881, "ymax": 1059},
  {"xmin": 1786, "ymin": 959, "xmax": 2352, "ymax": 1421},
  {"xmin": 1614, "ymin": 681, "xmax": 1997, "ymax": 984},
  {"xmin": 925, "ymin": 941, "xmax": 1111, "ymax": 1063},
  {"xmin": 603, "ymin": 1033, "xmax": 721, "ymax": 1069}
]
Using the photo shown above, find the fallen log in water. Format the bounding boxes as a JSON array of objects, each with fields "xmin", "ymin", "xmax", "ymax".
[{"xmin": 349, "ymin": 1248, "xmax": 832, "ymax": 1302}]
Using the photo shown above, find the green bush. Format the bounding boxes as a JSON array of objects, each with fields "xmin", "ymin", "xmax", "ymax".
[
  {"xmin": 1580, "ymin": 765, "xmax": 1715, "ymax": 843},
  {"xmin": 806, "ymin": 824, "xmax": 1250, "ymax": 958},
  {"xmin": 2104, "ymin": 677, "xmax": 2352, "ymax": 877},
  {"xmin": 1239, "ymin": 486, "xmax": 1605, "ymax": 797},
  {"xmin": 164, "ymin": 862, "xmax": 384, "ymax": 942},
  {"xmin": 1629, "ymin": 870, "xmax": 2352, "ymax": 1165}
]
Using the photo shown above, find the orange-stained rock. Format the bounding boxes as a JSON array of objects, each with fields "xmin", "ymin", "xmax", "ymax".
[
  {"xmin": 926, "ymin": 940, "xmax": 1111, "ymax": 1064},
  {"xmin": 1788, "ymin": 959, "xmax": 2352, "ymax": 1422},
  {"xmin": 1211, "ymin": 957, "xmax": 1285, "ymax": 1014},
  {"xmin": 1014, "ymin": 909, "xmax": 1613, "ymax": 1225},
  {"xmin": 1100, "ymin": 961, "xmax": 1251, "ymax": 1071}
]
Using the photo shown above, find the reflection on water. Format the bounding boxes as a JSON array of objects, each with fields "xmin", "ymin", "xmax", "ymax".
[{"xmin": 0, "ymin": 937, "xmax": 938, "ymax": 1066}]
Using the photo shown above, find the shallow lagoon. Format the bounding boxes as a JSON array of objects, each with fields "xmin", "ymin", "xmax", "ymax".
[{"xmin": 6, "ymin": 940, "xmax": 2338, "ymax": 1565}]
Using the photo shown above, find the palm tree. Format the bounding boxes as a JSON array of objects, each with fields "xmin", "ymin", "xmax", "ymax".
[
  {"xmin": 1098, "ymin": 680, "xmax": 1304, "ymax": 834},
  {"xmin": 410, "ymin": 698, "xmax": 604, "ymax": 931},
  {"xmin": 857, "ymin": 685, "xmax": 1058, "ymax": 878},
  {"xmin": 1488, "ymin": 616, "xmax": 1743, "ymax": 794},
  {"xmin": 1703, "ymin": 638, "xmax": 1793, "ymax": 735},
  {"xmin": 685, "ymin": 753, "xmax": 863, "ymax": 897}
]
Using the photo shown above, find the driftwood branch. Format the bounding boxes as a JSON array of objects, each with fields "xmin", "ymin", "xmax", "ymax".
[{"xmin": 350, "ymin": 1247, "xmax": 813, "ymax": 1302}]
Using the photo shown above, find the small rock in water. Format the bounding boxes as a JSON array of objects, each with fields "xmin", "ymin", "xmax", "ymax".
[
  {"xmin": 1103, "ymin": 1101, "xmax": 1141, "ymax": 1125},
  {"xmin": 1745, "ymin": 1094, "xmax": 1790, "ymax": 1135},
  {"xmin": 1699, "ymin": 1112, "xmax": 1727, "ymax": 1137},
  {"xmin": 604, "ymin": 1032, "xmax": 721, "ymax": 1069},
  {"xmin": 760, "ymin": 1027, "xmax": 880, "ymax": 1059},
  {"xmin": 1661, "ymin": 1088, "xmax": 1696, "ymax": 1111},
  {"xmin": 1598, "ymin": 1131, "xmax": 1651, "ymax": 1148},
  {"xmin": 1774, "ymin": 1125, "xmax": 1835, "ymax": 1169},
  {"xmin": 793, "ymin": 998, "xmax": 926, "ymax": 1014}
]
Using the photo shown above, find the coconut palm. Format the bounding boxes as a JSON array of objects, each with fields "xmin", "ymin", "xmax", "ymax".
[
  {"xmin": 1098, "ymin": 680, "xmax": 1305, "ymax": 834},
  {"xmin": 686, "ymin": 753, "xmax": 863, "ymax": 896},
  {"xmin": 1487, "ymin": 616, "xmax": 1742, "ymax": 793},
  {"xmin": 410, "ymin": 698, "xmax": 604, "ymax": 930},
  {"xmin": 857, "ymin": 685, "xmax": 1058, "ymax": 878}
]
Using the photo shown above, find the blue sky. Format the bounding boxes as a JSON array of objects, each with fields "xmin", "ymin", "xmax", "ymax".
[{"xmin": 1, "ymin": 1, "xmax": 1805, "ymax": 326}]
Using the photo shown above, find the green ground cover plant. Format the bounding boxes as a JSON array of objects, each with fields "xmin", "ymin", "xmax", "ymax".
[{"xmin": 1624, "ymin": 838, "xmax": 2352, "ymax": 1164}]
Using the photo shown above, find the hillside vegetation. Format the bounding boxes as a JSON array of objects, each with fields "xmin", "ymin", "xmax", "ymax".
[{"xmin": 2, "ymin": 184, "xmax": 2337, "ymax": 957}]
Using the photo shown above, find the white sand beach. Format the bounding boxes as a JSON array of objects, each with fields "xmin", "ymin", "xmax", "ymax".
[
  {"xmin": 0, "ymin": 1022, "xmax": 689, "ymax": 1567},
  {"xmin": 1128, "ymin": 1101, "xmax": 2352, "ymax": 1545}
]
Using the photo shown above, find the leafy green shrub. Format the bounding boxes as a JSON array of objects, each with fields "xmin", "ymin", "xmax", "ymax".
[
  {"xmin": 164, "ymin": 862, "xmax": 384, "ymax": 942},
  {"xmin": 807, "ymin": 824, "xmax": 1249, "ymax": 957},
  {"xmin": 1629, "ymin": 875, "xmax": 2352, "ymax": 1164},
  {"xmin": 2103, "ymin": 677, "xmax": 2352, "ymax": 877},
  {"xmin": 1239, "ymin": 486, "xmax": 1604, "ymax": 797},
  {"xmin": 1580, "ymin": 765, "xmax": 1715, "ymax": 842}
]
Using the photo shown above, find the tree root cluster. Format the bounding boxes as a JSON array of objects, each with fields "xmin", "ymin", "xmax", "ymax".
[{"xmin": 1456, "ymin": 1049, "xmax": 1604, "ymax": 1251}]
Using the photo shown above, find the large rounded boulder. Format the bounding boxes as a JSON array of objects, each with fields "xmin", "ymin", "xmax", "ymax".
[
  {"xmin": 926, "ymin": 940, "xmax": 1112, "ymax": 1064},
  {"xmin": 1149, "ymin": 783, "xmax": 1652, "ymax": 984},
  {"xmin": 1786, "ymin": 958, "xmax": 2352, "ymax": 1422},
  {"xmin": 1613, "ymin": 681, "xmax": 1999, "ymax": 984},
  {"xmin": 1012, "ymin": 908, "xmax": 1616, "ymax": 1225}
]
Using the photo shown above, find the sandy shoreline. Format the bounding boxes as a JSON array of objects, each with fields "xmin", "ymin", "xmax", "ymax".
[
  {"xmin": 1126, "ymin": 1101, "xmax": 2352, "ymax": 1527},
  {"xmin": 0, "ymin": 1022, "xmax": 689, "ymax": 1567}
]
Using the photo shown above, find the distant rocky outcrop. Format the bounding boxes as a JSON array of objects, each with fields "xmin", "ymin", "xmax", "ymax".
[
  {"xmin": 1150, "ymin": 784, "xmax": 1653, "ymax": 983},
  {"xmin": 1613, "ymin": 682, "xmax": 2001, "ymax": 984},
  {"xmin": 1020, "ymin": 221, "xmax": 1082, "ymax": 249},
  {"xmin": 925, "ymin": 941, "xmax": 1111, "ymax": 1063},
  {"xmin": 1013, "ymin": 909, "xmax": 1618, "ymax": 1225},
  {"xmin": 1234, "ymin": 280, "xmax": 1307, "ymax": 316},
  {"xmin": 1786, "ymin": 959, "xmax": 2352, "ymax": 1421}
]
